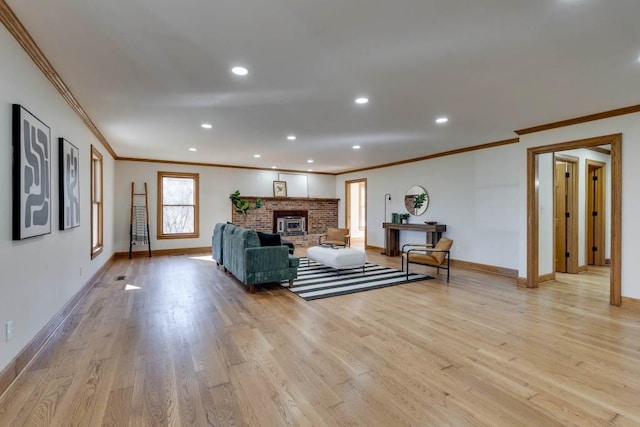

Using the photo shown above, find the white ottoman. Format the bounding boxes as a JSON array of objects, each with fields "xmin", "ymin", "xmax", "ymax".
[{"xmin": 307, "ymin": 246, "xmax": 367, "ymax": 274}]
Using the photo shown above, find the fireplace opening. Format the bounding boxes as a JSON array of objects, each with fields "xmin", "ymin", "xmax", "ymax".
[
  {"xmin": 273, "ymin": 210, "xmax": 308, "ymax": 235},
  {"xmin": 276, "ymin": 216, "xmax": 306, "ymax": 235}
]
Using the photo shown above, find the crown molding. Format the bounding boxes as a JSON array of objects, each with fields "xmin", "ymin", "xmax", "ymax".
[
  {"xmin": 515, "ymin": 104, "xmax": 640, "ymax": 136},
  {"xmin": 337, "ymin": 138, "xmax": 520, "ymax": 175},
  {"xmin": 0, "ymin": 1, "xmax": 117, "ymax": 159},
  {"xmin": 116, "ymin": 156, "xmax": 337, "ymax": 175}
]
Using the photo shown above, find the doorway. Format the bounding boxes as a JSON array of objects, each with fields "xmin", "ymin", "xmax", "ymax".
[
  {"xmin": 345, "ymin": 179, "xmax": 367, "ymax": 249},
  {"xmin": 586, "ymin": 160, "xmax": 606, "ymax": 266},
  {"xmin": 526, "ymin": 134, "xmax": 621, "ymax": 306},
  {"xmin": 554, "ymin": 156, "xmax": 578, "ymax": 274}
]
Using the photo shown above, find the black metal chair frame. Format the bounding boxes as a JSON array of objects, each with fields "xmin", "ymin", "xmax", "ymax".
[{"xmin": 402, "ymin": 243, "xmax": 451, "ymax": 282}]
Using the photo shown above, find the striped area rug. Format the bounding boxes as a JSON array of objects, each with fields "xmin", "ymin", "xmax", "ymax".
[{"xmin": 283, "ymin": 257, "xmax": 432, "ymax": 301}]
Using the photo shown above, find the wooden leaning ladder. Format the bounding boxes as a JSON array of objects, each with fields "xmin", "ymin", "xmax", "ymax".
[{"xmin": 129, "ymin": 182, "xmax": 152, "ymax": 258}]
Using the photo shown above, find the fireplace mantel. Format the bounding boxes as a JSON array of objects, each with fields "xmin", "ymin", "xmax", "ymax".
[{"xmin": 240, "ymin": 196, "xmax": 340, "ymax": 202}]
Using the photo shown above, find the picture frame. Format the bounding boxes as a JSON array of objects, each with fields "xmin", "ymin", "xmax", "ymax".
[
  {"xmin": 12, "ymin": 104, "xmax": 52, "ymax": 240},
  {"xmin": 273, "ymin": 180, "xmax": 287, "ymax": 197},
  {"xmin": 59, "ymin": 138, "xmax": 80, "ymax": 230}
]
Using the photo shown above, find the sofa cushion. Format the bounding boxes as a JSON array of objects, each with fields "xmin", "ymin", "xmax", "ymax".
[{"xmin": 257, "ymin": 231, "xmax": 282, "ymax": 247}]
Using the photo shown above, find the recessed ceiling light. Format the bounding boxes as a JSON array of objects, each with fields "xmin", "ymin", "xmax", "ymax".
[
  {"xmin": 188, "ymin": 148, "xmax": 197, "ymax": 152},
  {"xmin": 254, "ymin": 154, "xmax": 261, "ymax": 158},
  {"xmin": 352, "ymin": 145, "xmax": 361, "ymax": 150},
  {"xmin": 435, "ymin": 117, "xmax": 449, "ymax": 124},
  {"xmin": 231, "ymin": 66, "xmax": 248, "ymax": 76},
  {"xmin": 287, "ymin": 135, "xmax": 297, "ymax": 141},
  {"xmin": 201, "ymin": 123, "xmax": 212, "ymax": 129},
  {"xmin": 307, "ymin": 169, "xmax": 313, "ymax": 172},
  {"xmin": 271, "ymin": 166, "xmax": 277, "ymax": 169},
  {"xmin": 355, "ymin": 97, "xmax": 369, "ymax": 104},
  {"xmin": 307, "ymin": 159, "xmax": 314, "ymax": 163}
]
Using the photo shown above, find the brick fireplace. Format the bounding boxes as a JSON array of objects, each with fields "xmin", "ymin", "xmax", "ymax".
[{"xmin": 230, "ymin": 197, "xmax": 339, "ymax": 247}]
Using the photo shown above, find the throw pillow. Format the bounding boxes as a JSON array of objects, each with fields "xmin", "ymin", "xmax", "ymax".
[{"xmin": 257, "ymin": 232, "xmax": 282, "ymax": 247}]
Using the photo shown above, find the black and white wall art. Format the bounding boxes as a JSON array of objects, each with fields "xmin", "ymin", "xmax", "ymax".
[
  {"xmin": 59, "ymin": 138, "xmax": 80, "ymax": 230},
  {"xmin": 12, "ymin": 104, "xmax": 51, "ymax": 240}
]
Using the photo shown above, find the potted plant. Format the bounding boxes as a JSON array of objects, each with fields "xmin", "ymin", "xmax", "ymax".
[
  {"xmin": 229, "ymin": 190, "xmax": 263, "ymax": 215},
  {"xmin": 413, "ymin": 192, "xmax": 427, "ymax": 214}
]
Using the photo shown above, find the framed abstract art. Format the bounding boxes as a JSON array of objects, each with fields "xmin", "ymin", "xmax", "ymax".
[
  {"xmin": 12, "ymin": 104, "xmax": 52, "ymax": 240},
  {"xmin": 59, "ymin": 138, "xmax": 80, "ymax": 230}
]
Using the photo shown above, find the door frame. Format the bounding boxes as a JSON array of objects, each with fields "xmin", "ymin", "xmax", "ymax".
[
  {"xmin": 345, "ymin": 178, "xmax": 367, "ymax": 248},
  {"xmin": 526, "ymin": 134, "xmax": 621, "ymax": 306}
]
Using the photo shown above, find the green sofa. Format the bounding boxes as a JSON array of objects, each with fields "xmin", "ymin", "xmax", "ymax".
[
  {"xmin": 212, "ymin": 222, "xmax": 226, "ymax": 266},
  {"xmin": 215, "ymin": 223, "xmax": 299, "ymax": 293}
]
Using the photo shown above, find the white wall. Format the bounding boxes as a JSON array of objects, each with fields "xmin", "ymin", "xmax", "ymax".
[
  {"xmin": 115, "ymin": 161, "xmax": 336, "ymax": 252},
  {"xmin": 337, "ymin": 112, "xmax": 640, "ymax": 300},
  {"xmin": 337, "ymin": 144, "xmax": 521, "ymax": 270},
  {"xmin": 0, "ymin": 26, "xmax": 115, "ymax": 371},
  {"xmin": 518, "ymin": 113, "xmax": 640, "ymax": 299}
]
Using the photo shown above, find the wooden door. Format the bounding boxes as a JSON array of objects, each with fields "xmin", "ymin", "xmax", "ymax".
[
  {"xmin": 554, "ymin": 159, "xmax": 578, "ymax": 273},
  {"xmin": 586, "ymin": 161, "xmax": 606, "ymax": 266},
  {"xmin": 554, "ymin": 162, "xmax": 567, "ymax": 272}
]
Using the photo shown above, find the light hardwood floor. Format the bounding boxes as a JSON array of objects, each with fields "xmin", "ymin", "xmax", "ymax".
[{"xmin": 1, "ymin": 249, "xmax": 639, "ymax": 426}]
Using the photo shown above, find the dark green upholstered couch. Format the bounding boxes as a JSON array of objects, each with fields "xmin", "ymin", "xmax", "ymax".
[
  {"xmin": 212, "ymin": 223, "xmax": 226, "ymax": 266},
  {"xmin": 215, "ymin": 223, "xmax": 299, "ymax": 293}
]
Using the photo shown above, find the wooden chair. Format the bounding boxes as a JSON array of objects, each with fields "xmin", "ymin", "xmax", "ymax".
[
  {"xmin": 402, "ymin": 237, "xmax": 453, "ymax": 282},
  {"xmin": 318, "ymin": 227, "xmax": 350, "ymax": 247}
]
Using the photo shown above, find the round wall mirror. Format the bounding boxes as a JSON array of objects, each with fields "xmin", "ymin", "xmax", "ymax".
[{"xmin": 404, "ymin": 185, "xmax": 429, "ymax": 216}]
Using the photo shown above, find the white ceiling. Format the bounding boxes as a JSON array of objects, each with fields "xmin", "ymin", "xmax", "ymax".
[{"xmin": 7, "ymin": 0, "xmax": 640, "ymax": 173}]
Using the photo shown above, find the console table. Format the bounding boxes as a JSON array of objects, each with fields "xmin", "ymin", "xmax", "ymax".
[{"xmin": 382, "ymin": 222, "xmax": 447, "ymax": 256}]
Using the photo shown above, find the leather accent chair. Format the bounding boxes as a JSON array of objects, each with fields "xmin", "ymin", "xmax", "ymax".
[
  {"xmin": 318, "ymin": 227, "xmax": 350, "ymax": 247},
  {"xmin": 402, "ymin": 237, "xmax": 453, "ymax": 282}
]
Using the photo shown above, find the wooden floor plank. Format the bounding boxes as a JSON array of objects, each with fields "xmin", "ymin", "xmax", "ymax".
[
  {"xmin": 18, "ymin": 375, "xmax": 74, "ymax": 426},
  {"xmin": 101, "ymin": 386, "xmax": 132, "ymax": 427},
  {"xmin": 1, "ymin": 252, "xmax": 639, "ymax": 425},
  {"xmin": 0, "ymin": 369, "xmax": 48, "ymax": 423}
]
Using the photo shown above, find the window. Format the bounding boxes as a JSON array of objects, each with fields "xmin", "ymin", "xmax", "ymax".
[
  {"xmin": 157, "ymin": 171, "xmax": 199, "ymax": 239},
  {"xmin": 90, "ymin": 146, "xmax": 103, "ymax": 258}
]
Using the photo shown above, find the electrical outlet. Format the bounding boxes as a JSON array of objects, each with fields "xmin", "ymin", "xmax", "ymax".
[
  {"xmin": 6, "ymin": 321, "xmax": 14, "ymax": 341},
  {"xmin": 80, "ymin": 266, "xmax": 83, "ymax": 277}
]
